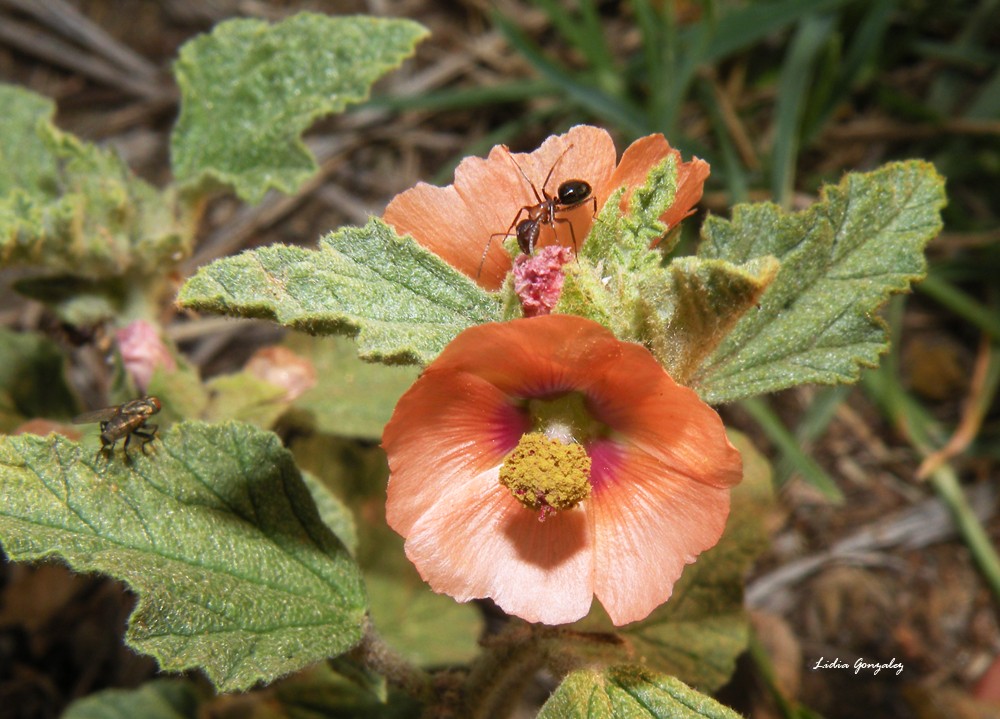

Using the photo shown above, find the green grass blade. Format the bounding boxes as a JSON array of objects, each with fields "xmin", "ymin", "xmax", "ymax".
[
  {"xmin": 740, "ymin": 396, "xmax": 845, "ymax": 502},
  {"xmin": 493, "ymin": 10, "xmax": 649, "ymax": 135},
  {"xmin": 772, "ymin": 14, "xmax": 837, "ymax": 207},
  {"xmin": 917, "ymin": 273, "xmax": 1000, "ymax": 341}
]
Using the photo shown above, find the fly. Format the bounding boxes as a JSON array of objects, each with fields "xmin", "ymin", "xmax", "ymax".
[{"xmin": 73, "ymin": 396, "xmax": 162, "ymax": 461}]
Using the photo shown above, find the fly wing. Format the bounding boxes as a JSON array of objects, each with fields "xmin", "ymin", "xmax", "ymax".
[{"xmin": 72, "ymin": 406, "xmax": 120, "ymax": 425}]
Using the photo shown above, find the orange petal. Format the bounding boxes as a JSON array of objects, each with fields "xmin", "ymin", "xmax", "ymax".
[
  {"xmin": 384, "ymin": 126, "xmax": 617, "ymax": 290},
  {"xmin": 383, "ymin": 179, "xmax": 509, "ymax": 290},
  {"xmin": 384, "ymin": 369, "xmax": 529, "ymax": 535},
  {"xmin": 404, "ymin": 478, "xmax": 595, "ymax": 624},
  {"xmin": 428, "ymin": 316, "xmax": 623, "ymax": 397},
  {"xmin": 661, "ymin": 155, "xmax": 710, "ymax": 232},
  {"xmin": 607, "ymin": 134, "xmax": 710, "ymax": 244},
  {"xmin": 584, "ymin": 341, "xmax": 742, "ymax": 490},
  {"xmin": 588, "ymin": 443, "xmax": 732, "ymax": 625}
]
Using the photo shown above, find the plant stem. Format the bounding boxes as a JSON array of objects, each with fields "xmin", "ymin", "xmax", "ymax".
[{"xmin": 346, "ymin": 615, "xmax": 433, "ymax": 703}]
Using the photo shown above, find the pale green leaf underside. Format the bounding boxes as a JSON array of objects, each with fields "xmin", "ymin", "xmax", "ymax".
[
  {"xmin": 0, "ymin": 84, "xmax": 186, "ymax": 279},
  {"xmin": 171, "ymin": 14, "xmax": 428, "ymax": 203},
  {"xmin": 695, "ymin": 160, "xmax": 945, "ymax": 404},
  {"xmin": 538, "ymin": 666, "xmax": 741, "ymax": 719},
  {"xmin": 0, "ymin": 421, "xmax": 366, "ymax": 692},
  {"xmin": 178, "ymin": 218, "xmax": 500, "ymax": 364},
  {"xmin": 640, "ymin": 256, "xmax": 779, "ymax": 385}
]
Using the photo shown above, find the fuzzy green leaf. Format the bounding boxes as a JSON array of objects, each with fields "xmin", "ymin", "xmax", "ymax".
[
  {"xmin": 694, "ymin": 161, "xmax": 945, "ymax": 403},
  {"xmin": 286, "ymin": 334, "xmax": 419, "ymax": 440},
  {"xmin": 178, "ymin": 218, "xmax": 500, "ymax": 364},
  {"xmin": 0, "ymin": 421, "xmax": 367, "ymax": 692},
  {"xmin": 639, "ymin": 256, "xmax": 780, "ymax": 385},
  {"xmin": 171, "ymin": 14, "xmax": 428, "ymax": 203},
  {"xmin": 538, "ymin": 665, "xmax": 742, "ymax": 719},
  {"xmin": 0, "ymin": 84, "xmax": 187, "ymax": 282},
  {"xmin": 63, "ymin": 680, "xmax": 206, "ymax": 719}
]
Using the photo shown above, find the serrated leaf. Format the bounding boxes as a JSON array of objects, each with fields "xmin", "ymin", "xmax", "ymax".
[
  {"xmin": 639, "ymin": 256, "xmax": 780, "ymax": 386},
  {"xmin": 0, "ymin": 84, "xmax": 188, "ymax": 282},
  {"xmin": 571, "ymin": 432, "xmax": 773, "ymax": 691},
  {"xmin": 63, "ymin": 679, "xmax": 206, "ymax": 719},
  {"xmin": 171, "ymin": 14, "xmax": 428, "ymax": 203},
  {"xmin": 0, "ymin": 421, "xmax": 367, "ymax": 692},
  {"xmin": 286, "ymin": 334, "xmax": 419, "ymax": 440},
  {"xmin": 694, "ymin": 161, "xmax": 945, "ymax": 403},
  {"xmin": 538, "ymin": 665, "xmax": 742, "ymax": 719},
  {"xmin": 178, "ymin": 218, "xmax": 501, "ymax": 364}
]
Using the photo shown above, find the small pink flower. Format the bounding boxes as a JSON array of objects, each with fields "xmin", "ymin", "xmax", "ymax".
[
  {"xmin": 116, "ymin": 320, "xmax": 176, "ymax": 393},
  {"xmin": 382, "ymin": 315, "xmax": 742, "ymax": 626},
  {"xmin": 244, "ymin": 346, "xmax": 317, "ymax": 402},
  {"xmin": 512, "ymin": 245, "xmax": 574, "ymax": 317},
  {"xmin": 383, "ymin": 125, "xmax": 709, "ymax": 291}
]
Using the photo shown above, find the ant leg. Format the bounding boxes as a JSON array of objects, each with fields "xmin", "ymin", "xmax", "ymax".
[
  {"xmin": 552, "ymin": 216, "xmax": 579, "ymax": 255},
  {"xmin": 479, "ymin": 206, "xmax": 528, "ymax": 279}
]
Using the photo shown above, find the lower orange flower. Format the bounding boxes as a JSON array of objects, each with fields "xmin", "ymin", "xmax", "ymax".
[{"xmin": 382, "ymin": 315, "xmax": 742, "ymax": 626}]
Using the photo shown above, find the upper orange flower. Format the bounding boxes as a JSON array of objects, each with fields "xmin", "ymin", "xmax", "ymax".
[
  {"xmin": 383, "ymin": 125, "xmax": 710, "ymax": 291},
  {"xmin": 382, "ymin": 315, "xmax": 742, "ymax": 626}
]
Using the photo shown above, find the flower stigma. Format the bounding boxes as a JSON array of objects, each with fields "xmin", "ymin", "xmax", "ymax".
[
  {"xmin": 499, "ymin": 393, "xmax": 606, "ymax": 521},
  {"xmin": 499, "ymin": 433, "xmax": 591, "ymax": 521}
]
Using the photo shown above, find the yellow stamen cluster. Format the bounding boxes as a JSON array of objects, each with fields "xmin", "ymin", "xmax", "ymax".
[{"xmin": 499, "ymin": 432, "xmax": 592, "ymax": 516}]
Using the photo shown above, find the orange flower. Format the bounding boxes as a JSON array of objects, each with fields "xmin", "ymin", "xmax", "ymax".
[
  {"xmin": 382, "ymin": 315, "xmax": 741, "ymax": 626},
  {"xmin": 383, "ymin": 126, "xmax": 710, "ymax": 292}
]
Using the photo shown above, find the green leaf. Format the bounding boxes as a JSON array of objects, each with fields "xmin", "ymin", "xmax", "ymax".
[
  {"xmin": 0, "ymin": 84, "xmax": 188, "ymax": 282},
  {"xmin": 63, "ymin": 679, "xmax": 206, "ymax": 719},
  {"xmin": 538, "ymin": 665, "xmax": 742, "ymax": 719},
  {"xmin": 286, "ymin": 334, "xmax": 419, "ymax": 440},
  {"xmin": 572, "ymin": 432, "xmax": 773, "ymax": 691},
  {"xmin": 0, "ymin": 421, "xmax": 367, "ymax": 692},
  {"xmin": 178, "ymin": 218, "xmax": 501, "ymax": 364},
  {"xmin": 365, "ymin": 572, "xmax": 481, "ymax": 667},
  {"xmin": 0, "ymin": 327, "xmax": 79, "ymax": 428},
  {"xmin": 639, "ymin": 256, "xmax": 780, "ymax": 385},
  {"xmin": 302, "ymin": 470, "xmax": 358, "ymax": 555},
  {"xmin": 203, "ymin": 371, "xmax": 290, "ymax": 428},
  {"xmin": 694, "ymin": 160, "xmax": 946, "ymax": 404},
  {"xmin": 171, "ymin": 14, "xmax": 428, "ymax": 203}
]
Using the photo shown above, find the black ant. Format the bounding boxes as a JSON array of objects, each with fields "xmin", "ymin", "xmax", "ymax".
[{"xmin": 478, "ymin": 145, "xmax": 597, "ymax": 277}]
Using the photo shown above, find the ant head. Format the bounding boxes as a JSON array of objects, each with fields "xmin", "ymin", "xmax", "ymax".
[{"xmin": 556, "ymin": 180, "xmax": 592, "ymax": 207}]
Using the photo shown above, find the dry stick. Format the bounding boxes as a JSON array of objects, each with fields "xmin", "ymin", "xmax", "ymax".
[
  {"xmin": 0, "ymin": 16, "xmax": 161, "ymax": 99},
  {"xmin": 0, "ymin": 0, "xmax": 159, "ymax": 81},
  {"xmin": 746, "ymin": 481, "xmax": 998, "ymax": 613},
  {"xmin": 917, "ymin": 334, "xmax": 997, "ymax": 479},
  {"xmin": 704, "ymin": 69, "xmax": 760, "ymax": 170}
]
